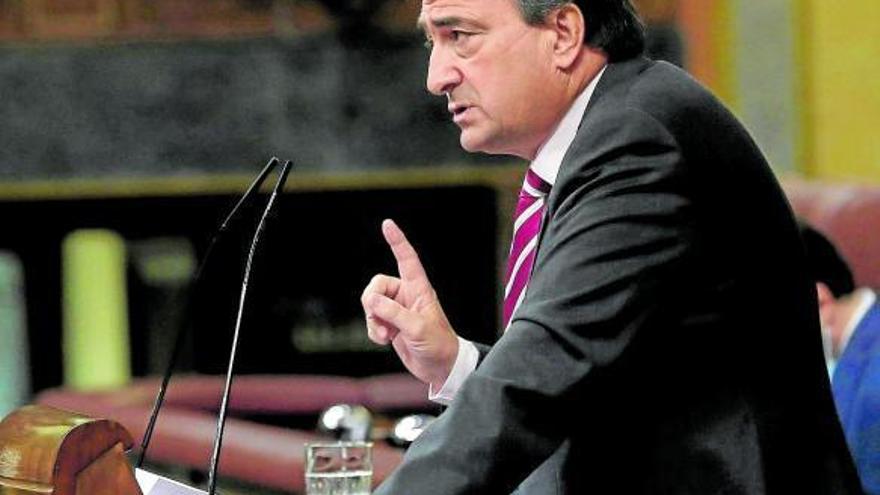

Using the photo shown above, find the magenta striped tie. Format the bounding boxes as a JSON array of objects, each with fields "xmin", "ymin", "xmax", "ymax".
[{"xmin": 503, "ymin": 168, "xmax": 551, "ymax": 330}]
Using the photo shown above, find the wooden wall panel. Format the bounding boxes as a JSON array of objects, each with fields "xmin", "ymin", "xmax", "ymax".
[
  {"xmin": 24, "ymin": 0, "xmax": 120, "ymax": 39},
  {"xmin": 677, "ymin": 0, "xmax": 737, "ymax": 106},
  {"xmin": 0, "ymin": 0, "xmax": 426, "ymax": 41},
  {"xmin": 0, "ymin": 0, "xmax": 25, "ymax": 40}
]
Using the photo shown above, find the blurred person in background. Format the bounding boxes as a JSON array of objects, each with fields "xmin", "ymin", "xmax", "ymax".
[
  {"xmin": 802, "ymin": 221, "xmax": 880, "ymax": 494},
  {"xmin": 361, "ymin": 0, "xmax": 861, "ymax": 492}
]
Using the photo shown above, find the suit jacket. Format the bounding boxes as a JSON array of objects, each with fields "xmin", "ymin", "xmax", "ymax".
[
  {"xmin": 376, "ymin": 56, "xmax": 862, "ymax": 494},
  {"xmin": 833, "ymin": 301, "xmax": 880, "ymax": 494}
]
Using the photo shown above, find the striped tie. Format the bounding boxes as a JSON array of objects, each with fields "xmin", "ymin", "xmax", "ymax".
[{"xmin": 503, "ymin": 168, "xmax": 551, "ymax": 330}]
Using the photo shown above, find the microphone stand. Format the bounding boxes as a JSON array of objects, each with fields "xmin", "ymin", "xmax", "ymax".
[
  {"xmin": 136, "ymin": 157, "xmax": 280, "ymax": 469},
  {"xmin": 206, "ymin": 159, "xmax": 293, "ymax": 494}
]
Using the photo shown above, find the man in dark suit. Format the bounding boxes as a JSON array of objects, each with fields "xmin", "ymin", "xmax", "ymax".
[{"xmin": 361, "ymin": 0, "xmax": 862, "ymax": 492}]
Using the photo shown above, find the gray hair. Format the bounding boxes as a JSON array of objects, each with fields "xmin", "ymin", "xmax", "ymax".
[
  {"xmin": 518, "ymin": 0, "xmax": 566, "ymax": 24},
  {"xmin": 515, "ymin": 0, "xmax": 646, "ymax": 62}
]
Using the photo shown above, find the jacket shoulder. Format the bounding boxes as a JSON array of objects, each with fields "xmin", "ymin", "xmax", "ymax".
[{"xmin": 587, "ymin": 59, "xmax": 736, "ymax": 140}]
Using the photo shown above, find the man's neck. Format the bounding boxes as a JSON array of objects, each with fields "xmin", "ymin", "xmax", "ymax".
[
  {"xmin": 568, "ymin": 49, "xmax": 609, "ymax": 105},
  {"xmin": 525, "ymin": 49, "xmax": 609, "ymax": 161}
]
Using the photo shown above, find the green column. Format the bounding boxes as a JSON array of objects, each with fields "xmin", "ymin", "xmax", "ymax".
[
  {"xmin": 0, "ymin": 251, "xmax": 29, "ymax": 418},
  {"xmin": 731, "ymin": 0, "xmax": 799, "ymax": 173},
  {"xmin": 62, "ymin": 229, "xmax": 131, "ymax": 390}
]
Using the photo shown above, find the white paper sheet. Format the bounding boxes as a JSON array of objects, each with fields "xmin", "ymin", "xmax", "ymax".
[{"xmin": 135, "ymin": 468, "xmax": 208, "ymax": 495}]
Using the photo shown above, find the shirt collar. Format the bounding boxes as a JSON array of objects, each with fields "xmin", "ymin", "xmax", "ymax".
[{"xmin": 530, "ymin": 65, "xmax": 607, "ymax": 186}]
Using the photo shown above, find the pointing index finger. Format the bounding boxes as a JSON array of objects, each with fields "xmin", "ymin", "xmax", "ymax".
[{"xmin": 382, "ymin": 219, "xmax": 428, "ymax": 284}]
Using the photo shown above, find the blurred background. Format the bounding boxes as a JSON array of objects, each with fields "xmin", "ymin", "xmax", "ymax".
[{"xmin": 0, "ymin": 0, "xmax": 876, "ymax": 493}]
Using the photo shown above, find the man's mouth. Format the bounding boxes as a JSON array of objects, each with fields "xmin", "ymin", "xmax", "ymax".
[{"xmin": 449, "ymin": 103, "xmax": 472, "ymax": 123}]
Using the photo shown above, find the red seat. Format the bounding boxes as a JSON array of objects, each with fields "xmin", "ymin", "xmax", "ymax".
[{"xmin": 784, "ymin": 179, "xmax": 880, "ymax": 289}]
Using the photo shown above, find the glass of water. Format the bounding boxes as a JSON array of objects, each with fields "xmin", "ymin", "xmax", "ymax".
[{"xmin": 305, "ymin": 441, "xmax": 373, "ymax": 495}]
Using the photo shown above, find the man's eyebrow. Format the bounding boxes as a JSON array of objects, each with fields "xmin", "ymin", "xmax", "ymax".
[{"xmin": 416, "ymin": 15, "xmax": 467, "ymax": 32}]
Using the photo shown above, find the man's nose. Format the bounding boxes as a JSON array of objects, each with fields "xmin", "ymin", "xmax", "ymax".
[{"xmin": 426, "ymin": 48, "xmax": 462, "ymax": 96}]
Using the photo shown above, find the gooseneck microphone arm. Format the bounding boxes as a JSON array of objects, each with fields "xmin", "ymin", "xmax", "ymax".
[
  {"xmin": 136, "ymin": 157, "xmax": 281, "ymax": 469},
  {"xmin": 207, "ymin": 159, "xmax": 293, "ymax": 494}
]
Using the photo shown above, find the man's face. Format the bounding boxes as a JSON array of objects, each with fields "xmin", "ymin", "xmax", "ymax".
[{"xmin": 419, "ymin": 0, "xmax": 564, "ymax": 159}]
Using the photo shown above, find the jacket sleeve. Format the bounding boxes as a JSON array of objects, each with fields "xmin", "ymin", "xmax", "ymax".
[{"xmin": 375, "ymin": 107, "xmax": 695, "ymax": 494}]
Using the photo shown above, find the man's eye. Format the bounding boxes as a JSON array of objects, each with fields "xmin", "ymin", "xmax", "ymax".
[{"xmin": 451, "ymin": 30, "xmax": 470, "ymax": 42}]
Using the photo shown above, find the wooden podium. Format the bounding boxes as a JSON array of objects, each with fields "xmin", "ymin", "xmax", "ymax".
[{"xmin": 0, "ymin": 405, "xmax": 142, "ymax": 495}]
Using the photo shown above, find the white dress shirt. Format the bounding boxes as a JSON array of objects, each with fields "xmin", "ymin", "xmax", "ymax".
[{"xmin": 430, "ymin": 67, "xmax": 607, "ymax": 405}]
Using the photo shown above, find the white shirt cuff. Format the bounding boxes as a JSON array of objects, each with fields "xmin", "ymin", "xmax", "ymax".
[{"xmin": 428, "ymin": 336, "xmax": 479, "ymax": 406}]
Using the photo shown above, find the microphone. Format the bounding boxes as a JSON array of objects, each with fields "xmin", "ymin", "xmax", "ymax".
[
  {"xmin": 206, "ymin": 159, "xmax": 293, "ymax": 494},
  {"xmin": 318, "ymin": 404, "xmax": 373, "ymax": 442},
  {"xmin": 390, "ymin": 414, "xmax": 437, "ymax": 448},
  {"xmin": 137, "ymin": 157, "xmax": 281, "ymax": 469}
]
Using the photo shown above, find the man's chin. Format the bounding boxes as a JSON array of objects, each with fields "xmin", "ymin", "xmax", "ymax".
[
  {"xmin": 460, "ymin": 132, "xmax": 532, "ymax": 159},
  {"xmin": 459, "ymin": 132, "xmax": 491, "ymax": 154}
]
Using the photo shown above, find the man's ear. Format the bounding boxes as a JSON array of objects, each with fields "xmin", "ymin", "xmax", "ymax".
[
  {"xmin": 815, "ymin": 282, "xmax": 837, "ymax": 333},
  {"xmin": 816, "ymin": 282, "xmax": 835, "ymax": 308},
  {"xmin": 547, "ymin": 3, "xmax": 586, "ymax": 70},
  {"xmin": 816, "ymin": 282, "xmax": 838, "ymax": 328}
]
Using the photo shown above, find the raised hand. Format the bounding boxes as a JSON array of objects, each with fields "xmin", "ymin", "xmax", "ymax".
[{"xmin": 361, "ymin": 219, "xmax": 459, "ymax": 391}]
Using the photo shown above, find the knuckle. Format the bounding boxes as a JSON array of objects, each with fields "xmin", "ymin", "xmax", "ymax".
[
  {"xmin": 367, "ymin": 274, "xmax": 397, "ymax": 297},
  {"xmin": 360, "ymin": 289, "xmax": 373, "ymax": 306},
  {"xmin": 367, "ymin": 323, "xmax": 384, "ymax": 342},
  {"xmin": 380, "ymin": 300, "xmax": 395, "ymax": 318}
]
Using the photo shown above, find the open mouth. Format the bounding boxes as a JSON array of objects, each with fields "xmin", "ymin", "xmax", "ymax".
[{"xmin": 451, "ymin": 105, "xmax": 472, "ymax": 123}]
